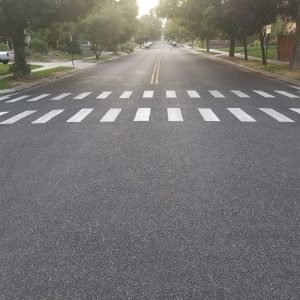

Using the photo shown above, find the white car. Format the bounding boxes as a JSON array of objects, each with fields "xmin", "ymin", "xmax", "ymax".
[{"xmin": 0, "ymin": 51, "xmax": 13, "ymax": 64}]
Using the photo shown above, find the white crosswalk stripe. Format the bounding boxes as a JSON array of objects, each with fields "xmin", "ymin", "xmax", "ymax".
[
  {"xmin": 143, "ymin": 91, "xmax": 154, "ymax": 98},
  {"xmin": 231, "ymin": 90, "xmax": 250, "ymax": 98},
  {"xmin": 259, "ymin": 108, "xmax": 294, "ymax": 122},
  {"xmin": 187, "ymin": 90, "xmax": 200, "ymax": 98},
  {"xmin": 6, "ymin": 95, "xmax": 30, "ymax": 103},
  {"xmin": 0, "ymin": 95, "xmax": 10, "ymax": 101},
  {"xmin": 168, "ymin": 108, "xmax": 183, "ymax": 121},
  {"xmin": 290, "ymin": 108, "xmax": 300, "ymax": 114},
  {"xmin": 51, "ymin": 93, "xmax": 71, "ymax": 101},
  {"xmin": 32, "ymin": 110, "xmax": 65, "ymax": 124},
  {"xmin": 97, "ymin": 91, "xmax": 112, "ymax": 99},
  {"xmin": 134, "ymin": 108, "xmax": 151, "ymax": 122},
  {"xmin": 0, "ymin": 110, "xmax": 36, "ymax": 124},
  {"xmin": 209, "ymin": 90, "xmax": 225, "ymax": 98},
  {"xmin": 73, "ymin": 92, "xmax": 93, "ymax": 100},
  {"xmin": 67, "ymin": 109, "xmax": 94, "ymax": 123},
  {"xmin": 274, "ymin": 91, "xmax": 299, "ymax": 98},
  {"xmin": 253, "ymin": 90, "xmax": 275, "ymax": 98},
  {"xmin": 166, "ymin": 91, "xmax": 177, "ymax": 98},
  {"xmin": 100, "ymin": 108, "xmax": 122, "ymax": 122},
  {"xmin": 227, "ymin": 108, "xmax": 256, "ymax": 122},
  {"xmin": 0, "ymin": 111, "xmax": 9, "ymax": 117},
  {"xmin": 120, "ymin": 91, "xmax": 133, "ymax": 99},
  {"xmin": 198, "ymin": 108, "xmax": 220, "ymax": 122},
  {"xmin": 27, "ymin": 94, "xmax": 51, "ymax": 102}
]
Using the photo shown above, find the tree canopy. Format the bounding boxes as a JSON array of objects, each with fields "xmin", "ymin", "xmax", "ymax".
[{"xmin": 0, "ymin": 0, "xmax": 102, "ymax": 75}]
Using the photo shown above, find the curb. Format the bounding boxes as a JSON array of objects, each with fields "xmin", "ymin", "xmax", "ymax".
[
  {"xmin": 0, "ymin": 56, "xmax": 118, "ymax": 95},
  {"xmin": 190, "ymin": 49, "xmax": 300, "ymax": 87}
]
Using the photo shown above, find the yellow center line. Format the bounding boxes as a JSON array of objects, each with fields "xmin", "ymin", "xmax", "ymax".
[
  {"xmin": 150, "ymin": 55, "xmax": 160, "ymax": 85},
  {"xmin": 155, "ymin": 55, "xmax": 161, "ymax": 85}
]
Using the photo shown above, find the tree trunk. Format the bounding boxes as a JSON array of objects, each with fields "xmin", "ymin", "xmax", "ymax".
[
  {"xmin": 11, "ymin": 27, "xmax": 30, "ymax": 77},
  {"xmin": 206, "ymin": 38, "xmax": 210, "ymax": 52},
  {"xmin": 259, "ymin": 29, "xmax": 266, "ymax": 65},
  {"xmin": 229, "ymin": 39, "xmax": 235, "ymax": 57},
  {"xmin": 290, "ymin": 1, "xmax": 300, "ymax": 69},
  {"xmin": 243, "ymin": 38, "xmax": 248, "ymax": 60}
]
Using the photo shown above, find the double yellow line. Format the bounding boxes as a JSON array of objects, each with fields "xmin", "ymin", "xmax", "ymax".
[{"xmin": 150, "ymin": 54, "xmax": 161, "ymax": 85}]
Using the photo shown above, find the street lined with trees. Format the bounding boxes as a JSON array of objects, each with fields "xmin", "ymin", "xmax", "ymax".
[{"xmin": 157, "ymin": 0, "xmax": 300, "ymax": 69}]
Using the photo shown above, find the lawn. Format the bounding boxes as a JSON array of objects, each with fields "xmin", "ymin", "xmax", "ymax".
[
  {"xmin": 217, "ymin": 45, "xmax": 278, "ymax": 60},
  {"xmin": 0, "ymin": 64, "xmax": 42, "ymax": 76},
  {"xmin": 0, "ymin": 66, "xmax": 72, "ymax": 90}
]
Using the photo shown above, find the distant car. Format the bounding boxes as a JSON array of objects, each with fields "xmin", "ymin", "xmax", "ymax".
[
  {"xmin": 144, "ymin": 42, "xmax": 152, "ymax": 49},
  {"xmin": 172, "ymin": 42, "xmax": 177, "ymax": 47},
  {"xmin": 80, "ymin": 41, "xmax": 91, "ymax": 49},
  {"xmin": 0, "ymin": 51, "xmax": 12, "ymax": 64}
]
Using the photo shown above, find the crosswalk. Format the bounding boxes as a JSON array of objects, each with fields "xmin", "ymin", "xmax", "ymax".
[
  {"xmin": 0, "ymin": 107, "xmax": 299, "ymax": 125},
  {"xmin": 1, "ymin": 89, "xmax": 300, "ymax": 104}
]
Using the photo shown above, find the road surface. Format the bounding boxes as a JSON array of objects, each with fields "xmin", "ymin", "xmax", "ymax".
[{"xmin": 0, "ymin": 42, "xmax": 299, "ymax": 299}]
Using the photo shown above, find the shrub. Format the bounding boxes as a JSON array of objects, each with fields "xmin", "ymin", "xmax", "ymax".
[
  {"xmin": 31, "ymin": 38, "xmax": 49, "ymax": 54},
  {"xmin": 253, "ymin": 40, "xmax": 261, "ymax": 47},
  {"xmin": 121, "ymin": 43, "xmax": 134, "ymax": 53},
  {"xmin": 0, "ymin": 42, "xmax": 8, "ymax": 51}
]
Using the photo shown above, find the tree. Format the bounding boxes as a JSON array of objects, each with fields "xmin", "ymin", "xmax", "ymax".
[
  {"xmin": 135, "ymin": 15, "xmax": 162, "ymax": 47},
  {"xmin": 0, "ymin": 0, "xmax": 99, "ymax": 76}
]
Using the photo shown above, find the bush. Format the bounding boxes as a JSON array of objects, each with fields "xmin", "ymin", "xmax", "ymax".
[
  {"xmin": 31, "ymin": 38, "xmax": 49, "ymax": 54},
  {"xmin": 0, "ymin": 42, "xmax": 8, "ymax": 51},
  {"xmin": 67, "ymin": 40, "xmax": 82, "ymax": 55},
  {"xmin": 121, "ymin": 43, "xmax": 134, "ymax": 53},
  {"xmin": 253, "ymin": 40, "xmax": 261, "ymax": 47}
]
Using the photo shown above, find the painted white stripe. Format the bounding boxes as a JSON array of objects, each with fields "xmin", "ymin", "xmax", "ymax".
[
  {"xmin": 51, "ymin": 93, "xmax": 71, "ymax": 100},
  {"xmin": 289, "ymin": 85, "xmax": 300, "ymax": 90},
  {"xmin": 231, "ymin": 90, "xmax": 250, "ymax": 98},
  {"xmin": 100, "ymin": 108, "xmax": 122, "ymax": 122},
  {"xmin": 120, "ymin": 91, "xmax": 133, "ymax": 99},
  {"xmin": 67, "ymin": 109, "xmax": 94, "ymax": 123},
  {"xmin": 275, "ymin": 91, "xmax": 299, "ymax": 98},
  {"xmin": 227, "ymin": 108, "xmax": 256, "ymax": 122},
  {"xmin": 6, "ymin": 95, "xmax": 30, "ymax": 103},
  {"xmin": 253, "ymin": 90, "xmax": 275, "ymax": 98},
  {"xmin": 27, "ymin": 94, "xmax": 51, "ymax": 102},
  {"xmin": 32, "ymin": 109, "xmax": 65, "ymax": 124},
  {"xmin": 167, "ymin": 108, "xmax": 183, "ymax": 122},
  {"xmin": 134, "ymin": 108, "xmax": 151, "ymax": 122},
  {"xmin": 97, "ymin": 91, "xmax": 112, "ymax": 99},
  {"xmin": 166, "ymin": 91, "xmax": 177, "ymax": 98},
  {"xmin": 73, "ymin": 92, "xmax": 92, "ymax": 100},
  {"xmin": 290, "ymin": 108, "xmax": 300, "ymax": 114},
  {"xmin": 0, "ymin": 95, "xmax": 10, "ymax": 101},
  {"xmin": 198, "ymin": 108, "xmax": 220, "ymax": 122},
  {"xmin": 143, "ymin": 91, "xmax": 154, "ymax": 98},
  {"xmin": 187, "ymin": 90, "xmax": 200, "ymax": 98},
  {"xmin": 0, "ymin": 112, "xmax": 9, "ymax": 117},
  {"xmin": 209, "ymin": 90, "xmax": 225, "ymax": 98},
  {"xmin": 259, "ymin": 108, "xmax": 294, "ymax": 122},
  {"xmin": 0, "ymin": 110, "xmax": 36, "ymax": 124}
]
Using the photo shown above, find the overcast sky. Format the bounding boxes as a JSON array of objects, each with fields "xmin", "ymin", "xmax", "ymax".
[{"xmin": 138, "ymin": 0, "xmax": 159, "ymax": 16}]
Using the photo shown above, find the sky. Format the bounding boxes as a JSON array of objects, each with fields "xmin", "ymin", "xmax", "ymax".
[{"xmin": 138, "ymin": 0, "xmax": 159, "ymax": 16}]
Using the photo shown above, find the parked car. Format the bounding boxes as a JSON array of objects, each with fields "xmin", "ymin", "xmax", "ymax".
[{"xmin": 0, "ymin": 51, "xmax": 11, "ymax": 64}]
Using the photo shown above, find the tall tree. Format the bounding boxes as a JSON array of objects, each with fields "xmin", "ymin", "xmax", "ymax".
[
  {"xmin": 135, "ymin": 15, "xmax": 162, "ymax": 47},
  {"xmin": 0, "ymin": 0, "xmax": 100, "ymax": 76}
]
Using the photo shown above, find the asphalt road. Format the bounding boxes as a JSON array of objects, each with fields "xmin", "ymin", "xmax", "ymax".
[{"xmin": 0, "ymin": 41, "xmax": 299, "ymax": 299}]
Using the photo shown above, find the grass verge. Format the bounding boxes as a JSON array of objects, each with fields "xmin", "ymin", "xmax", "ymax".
[
  {"xmin": 217, "ymin": 45, "xmax": 278, "ymax": 60},
  {"xmin": 0, "ymin": 66, "xmax": 72, "ymax": 90},
  {"xmin": 0, "ymin": 64, "xmax": 42, "ymax": 76},
  {"xmin": 219, "ymin": 56, "xmax": 300, "ymax": 80}
]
